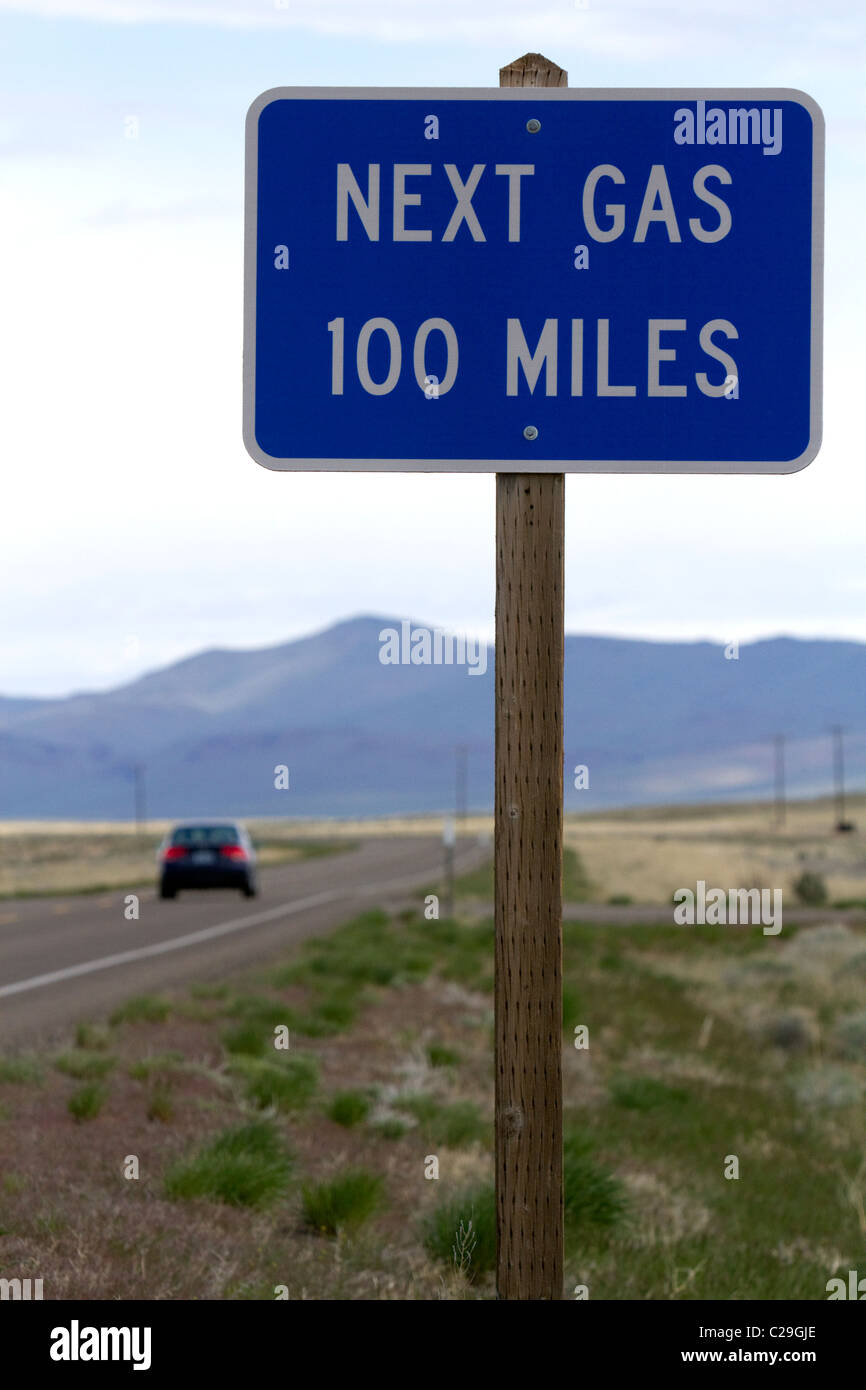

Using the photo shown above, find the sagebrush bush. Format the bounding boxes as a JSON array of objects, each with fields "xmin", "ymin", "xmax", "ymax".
[{"xmin": 793, "ymin": 871, "xmax": 828, "ymax": 906}]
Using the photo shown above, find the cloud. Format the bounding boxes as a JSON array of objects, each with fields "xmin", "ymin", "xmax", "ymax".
[
  {"xmin": 1, "ymin": 0, "xmax": 864, "ymax": 695},
  {"xmin": 3, "ymin": 0, "xmax": 864, "ymax": 64},
  {"xmin": 84, "ymin": 195, "xmax": 237, "ymax": 226}
]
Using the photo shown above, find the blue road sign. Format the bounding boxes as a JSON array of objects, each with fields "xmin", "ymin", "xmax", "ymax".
[{"xmin": 243, "ymin": 88, "xmax": 823, "ymax": 473}]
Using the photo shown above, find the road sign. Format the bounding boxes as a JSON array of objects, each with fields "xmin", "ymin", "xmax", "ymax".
[{"xmin": 244, "ymin": 86, "xmax": 823, "ymax": 474}]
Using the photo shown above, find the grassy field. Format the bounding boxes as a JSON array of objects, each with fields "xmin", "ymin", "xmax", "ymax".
[
  {"xmin": 1, "ymin": 845, "xmax": 865, "ymax": 1299},
  {"xmin": 563, "ymin": 796, "xmax": 866, "ymax": 907}
]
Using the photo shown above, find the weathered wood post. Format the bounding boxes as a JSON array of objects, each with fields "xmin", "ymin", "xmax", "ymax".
[{"xmin": 494, "ymin": 50, "xmax": 566, "ymax": 1302}]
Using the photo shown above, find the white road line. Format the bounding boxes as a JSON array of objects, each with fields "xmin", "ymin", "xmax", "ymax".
[
  {"xmin": 0, "ymin": 850, "xmax": 483, "ymax": 1000},
  {"xmin": 0, "ymin": 890, "xmax": 343, "ymax": 999}
]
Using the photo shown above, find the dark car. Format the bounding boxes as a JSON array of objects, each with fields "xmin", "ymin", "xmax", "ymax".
[{"xmin": 157, "ymin": 821, "xmax": 258, "ymax": 900}]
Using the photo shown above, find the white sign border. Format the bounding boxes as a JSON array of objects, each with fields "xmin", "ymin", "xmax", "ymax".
[{"xmin": 243, "ymin": 86, "xmax": 824, "ymax": 475}]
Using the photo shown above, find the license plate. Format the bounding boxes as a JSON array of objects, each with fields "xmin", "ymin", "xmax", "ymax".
[{"xmin": 191, "ymin": 850, "xmax": 215, "ymax": 864}]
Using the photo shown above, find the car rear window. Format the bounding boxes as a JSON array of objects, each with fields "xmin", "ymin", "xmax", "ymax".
[{"xmin": 170, "ymin": 825, "xmax": 241, "ymax": 848}]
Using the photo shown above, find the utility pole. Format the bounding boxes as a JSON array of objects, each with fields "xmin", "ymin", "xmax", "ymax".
[
  {"xmin": 456, "ymin": 743, "xmax": 468, "ymax": 823},
  {"xmin": 773, "ymin": 734, "xmax": 786, "ymax": 828},
  {"xmin": 494, "ymin": 51, "xmax": 565, "ymax": 1304},
  {"xmin": 831, "ymin": 725, "xmax": 852, "ymax": 831},
  {"xmin": 133, "ymin": 763, "xmax": 146, "ymax": 835},
  {"xmin": 443, "ymin": 815, "xmax": 456, "ymax": 920}
]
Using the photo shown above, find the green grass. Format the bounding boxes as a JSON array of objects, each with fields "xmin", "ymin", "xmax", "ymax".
[
  {"xmin": 223, "ymin": 994, "xmax": 299, "ymax": 1029},
  {"xmin": 423, "ymin": 1183, "xmax": 497, "ymax": 1281},
  {"xmin": 219, "ymin": 993, "xmax": 300, "ymax": 1053},
  {"xmin": 562, "ymin": 847, "xmax": 594, "ymax": 901},
  {"xmin": 147, "ymin": 1085, "xmax": 174, "ymax": 1123},
  {"xmin": 450, "ymin": 860, "xmax": 494, "ymax": 897},
  {"xmin": 0, "ymin": 1056, "xmax": 43, "ymax": 1085},
  {"xmin": 395, "ymin": 1092, "xmax": 438, "ymax": 1124},
  {"xmin": 301, "ymin": 1168, "xmax": 384, "ymax": 1235},
  {"xmin": 110, "ymin": 995, "xmax": 171, "ymax": 1025},
  {"xmin": 54, "ymin": 1052, "xmax": 116, "ymax": 1081},
  {"xmin": 552, "ymin": 918, "xmax": 866, "ymax": 1297},
  {"xmin": 221, "ymin": 1022, "xmax": 268, "ymax": 1057},
  {"xmin": 68, "ymin": 1083, "xmax": 107, "ymax": 1122},
  {"xmin": 164, "ymin": 1120, "xmax": 293, "ymax": 1208},
  {"xmin": 395, "ymin": 1094, "xmax": 488, "ymax": 1148},
  {"xmin": 327, "ymin": 1090, "xmax": 372, "ymax": 1127},
  {"xmin": 189, "ymin": 982, "xmax": 229, "ymax": 1001},
  {"xmin": 370, "ymin": 1117, "xmax": 409, "ymax": 1140},
  {"xmin": 453, "ymin": 847, "xmax": 592, "ymax": 902},
  {"xmin": 437, "ymin": 1102, "xmax": 488, "ymax": 1147},
  {"xmin": 0, "ymin": 879, "xmax": 156, "ymax": 902},
  {"xmin": 265, "ymin": 908, "xmax": 492, "ymax": 1040},
  {"xmin": 231, "ymin": 1054, "xmax": 318, "ymax": 1113},
  {"xmin": 2, "ymin": 871, "xmax": 864, "ymax": 1301},
  {"xmin": 609, "ymin": 1075, "xmax": 691, "ymax": 1112},
  {"xmin": 74, "ymin": 1022, "xmax": 110, "ymax": 1050},
  {"xmin": 34, "ymin": 888, "xmax": 863, "ymax": 1300},
  {"xmin": 562, "ymin": 982, "xmax": 583, "ymax": 1033},
  {"xmin": 297, "ymin": 988, "xmax": 360, "ymax": 1036},
  {"xmin": 128, "ymin": 1052, "xmax": 185, "ymax": 1083},
  {"xmin": 427, "ymin": 1043, "xmax": 462, "ymax": 1068},
  {"xmin": 562, "ymin": 1131, "xmax": 628, "ymax": 1239}
]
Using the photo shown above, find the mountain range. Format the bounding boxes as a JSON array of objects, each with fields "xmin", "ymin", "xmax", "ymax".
[{"xmin": 0, "ymin": 616, "xmax": 863, "ymax": 819}]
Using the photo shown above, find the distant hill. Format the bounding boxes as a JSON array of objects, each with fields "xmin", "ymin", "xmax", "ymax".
[{"xmin": 0, "ymin": 616, "xmax": 863, "ymax": 819}]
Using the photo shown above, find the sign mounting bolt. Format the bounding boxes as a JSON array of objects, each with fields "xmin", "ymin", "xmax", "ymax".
[
  {"xmin": 523, "ymin": 425, "xmax": 539, "ymax": 441},
  {"xmin": 526, "ymin": 118, "xmax": 541, "ymax": 133}
]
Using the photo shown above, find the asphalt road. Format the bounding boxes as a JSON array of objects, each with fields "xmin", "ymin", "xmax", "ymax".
[{"xmin": 0, "ymin": 836, "xmax": 487, "ymax": 1048}]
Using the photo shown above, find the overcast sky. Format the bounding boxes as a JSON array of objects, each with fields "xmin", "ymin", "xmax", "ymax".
[{"xmin": 0, "ymin": 0, "xmax": 863, "ymax": 695}]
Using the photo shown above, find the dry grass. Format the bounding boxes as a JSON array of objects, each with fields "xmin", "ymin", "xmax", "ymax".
[
  {"xmin": 2, "ymin": 893, "xmax": 865, "ymax": 1300},
  {"xmin": 0, "ymin": 930, "xmax": 496, "ymax": 1299},
  {"xmin": 565, "ymin": 795, "xmax": 866, "ymax": 905},
  {"xmin": 0, "ymin": 828, "xmax": 352, "ymax": 898},
  {"xmin": 4, "ymin": 793, "xmax": 864, "ymax": 904}
]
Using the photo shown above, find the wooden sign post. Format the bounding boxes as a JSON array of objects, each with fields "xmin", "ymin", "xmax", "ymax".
[
  {"xmin": 245, "ymin": 63, "xmax": 821, "ymax": 1305},
  {"xmin": 494, "ymin": 52, "xmax": 566, "ymax": 1301}
]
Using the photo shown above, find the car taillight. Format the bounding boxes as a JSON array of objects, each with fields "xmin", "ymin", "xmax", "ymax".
[
  {"xmin": 163, "ymin": 846, "xmax": 188, "ymax": 860},
  {"xmin": 219, "ymin": 845, "xmax": 247, "ymax": 860}
]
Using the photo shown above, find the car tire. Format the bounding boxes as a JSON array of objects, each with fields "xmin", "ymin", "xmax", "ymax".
[
  {"xmin": 159, "ymin": 884, "xmax": 177, "ymax": 900},
  {"xmin": 242, "ymin": 879, "xmax": 258, "ymax": 898}
]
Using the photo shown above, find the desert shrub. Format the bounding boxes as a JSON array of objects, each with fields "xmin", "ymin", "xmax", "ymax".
[
  {"xmin": 68, "ymin": 1084, "xmax": 107, "ymax": 1122},
  {"xmin": 327, "ymin": 1090, "xmax": 372, "ymax": 1127},
  {"xmin": 301, "ymin": 1169, "xmax": 384, "ymax": 1234},
  {"xmin": 423, "ymin": 1183, "xmax": 496, "ymax": 1280},
  {"xmin": 792, "ymin": 872, "xmax": 828, "ymax": 906}
]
